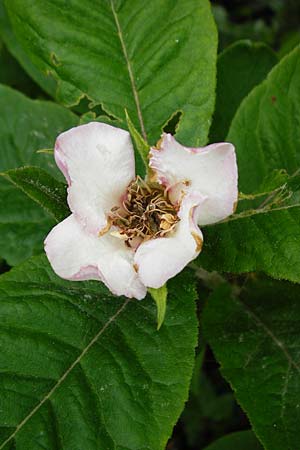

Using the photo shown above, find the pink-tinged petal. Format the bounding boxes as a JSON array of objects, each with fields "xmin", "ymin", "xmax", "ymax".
[
  {"xmin": 44, "ymin": 215, "xmax": 146, "ymax": 299},
  {"xmin": 134, "ymin": 192, "xmax": 204, "ymax": 289},
  {"xmin": 150, "ymin": 134, "xmax": 238, "ymax": 226},
  {"xmin": 55, "ymin": 122, "xmax": 135, "ymax": 234}
]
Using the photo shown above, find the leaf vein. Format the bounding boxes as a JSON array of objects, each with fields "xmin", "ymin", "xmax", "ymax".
[{"xmin": 0, "ymin": 298, "xmax": 130, "ymax": 449}]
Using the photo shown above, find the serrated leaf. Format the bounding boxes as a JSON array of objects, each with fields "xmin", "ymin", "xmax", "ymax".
[
  {"xmin": 203, "ymin": 278, "xmax": 300, "ymax": 450},
  {"xmin": 2, "ymin": 167, "xmax": 69, "ymax": 222},
  {"xmin": 0, "ymin": 84, "xmax": 77, "ymax": 265},
  {"xmin": 203, "ymin": 430, "xmax": 263, "ymax": 450},
  {"xmin": 0, "ymin": 255, "xmax": 198, "ymax": 450},
  {"xmin": 210, "ymin": 40, "xmax": 278, "ymax": 142},
  {"xmin": 4, "ymin": 0, "xmax": 217, "ymax": 146},
  {"xmin": 198, "ymin": 46, "xmax": 300, "ymax": 283}
]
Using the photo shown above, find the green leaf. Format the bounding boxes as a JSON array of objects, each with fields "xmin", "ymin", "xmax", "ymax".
[
  {"xmin": 2, "ymin": 167, "xmax": 69, "ymax": 222},
  {"xmin": 148, "ymin": 284, "xmax": 168, "ymax": 330},
  {"xmin": 0, "ymin": 0, "xmax": 57, "ymax": 97},
  {"xmin": 0, "ymin": 39, "xmax": 41, "ymax": 96},
  {"xmin": 0, "ymin": 255, "xmax": 198, "ymax": 450},
  {"xmin": 228, "ymin": 45, "xmax": 300, "ymax": 195},
  {"xmin": 210, "ymin": 40, "xmax": 278, "ymax": 142},
  {"xmin": 182, "ymin": 350, "xmax": 236, "ymax": 448},
  {"xmin": 4, "ymin": 0, "xmax": 217, "ymax": 145},
  {"xmin": 203, "ymin": 430, "xmax": 263, "ymax": 450},
  {"xmin": 0, "ymin": 84, "xmax": 77, "ymax": 265},
  {"xmin": 198, "ymin": 46, "xmax": 300, "ymax": 283},
  {"xmin": 203, "ymin": 278, "xmax": 300, "ymax": 450}
]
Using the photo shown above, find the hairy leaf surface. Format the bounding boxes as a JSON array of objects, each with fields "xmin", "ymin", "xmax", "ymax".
[
  {"xmin": 0, "ymin": 256, "xmax": 197, "ymax": 450},
  {"xmin": 203, "ymin": 278, "xmax": 300, "ymax": 450},
  {"xmin": 3, "ymin": 167, "xmax": 69, "ymax": 222}
]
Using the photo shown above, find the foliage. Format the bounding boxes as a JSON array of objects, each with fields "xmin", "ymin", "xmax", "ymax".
[{"xmin": 0, "ymin": 0, "xmax": 300, "ymax": 449}]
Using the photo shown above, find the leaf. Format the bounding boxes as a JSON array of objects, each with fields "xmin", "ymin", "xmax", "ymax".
[
  {"xmin": 228, "ymin": 45, "xmax": 300, "ymax": 195},
  {"xmin": 203, "ymin": 430, "xmax": 263, "ymax": 450},
  {"xmin": 0, "ymin": 0, "xmax": 57, "ymax": 97},
  {"xmin": 4, "ymin": 0, "xmax": 217, "ymax": 145},
  {"xmin": 203, "ymin": 278, "xmax": 300, "ymax": 450},
  {"xmin": 2, "ymin": 167, "xmax": 69, "ymax": 222},
  {"xmin": 0, "ymin": 38, "xmax": 41, "ymax": 96},
  {"xmin": 198, "ymin": 46, "xmax": 300, "ymax": 283},
  {"xmin": 181, "ymin": 350, "xmax": 237, "ymax": 449},
  {"xmin": 0, "ymin": 84, "xmax": 77, "ymax": 265},
  {"xmin": 209, "ymin": 40, "xmax": 278, "ymax": 142},
  {"xmin": 0, "ymin": 255, "xmax": 198, "ymax": 450},
  {"xmin": 148, "ymin": 284, "xmax": 168, "ymax": 330}
]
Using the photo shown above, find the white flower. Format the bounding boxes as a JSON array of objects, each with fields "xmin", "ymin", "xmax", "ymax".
[{"xmin": 45, "ymin": 122, "xmax": 238, "ymax": 299}]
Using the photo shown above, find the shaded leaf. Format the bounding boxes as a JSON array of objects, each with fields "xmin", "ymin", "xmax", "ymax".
[
  {"xmin": 0, "ymin": 39, "xmax": 41, "ymax": 96},
  {"xmin": 204, "ymin": 430, "xmax": 263, "ymax": 450},
  {"xmin": 210, "ymin": 40, "xmax": 278, "ymax": 142},
  {"xmin": 203, "ymin": 278, "xmax": 300, "ymax": 450},
  {"xmin": 0, "ymin": 0, "xmax": 57, "ymax": 97}
]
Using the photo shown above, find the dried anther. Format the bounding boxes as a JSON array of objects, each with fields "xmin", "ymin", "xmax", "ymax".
[{"xmin": 109, "ymin": 176, "xmax": 179, "ymax": 245}]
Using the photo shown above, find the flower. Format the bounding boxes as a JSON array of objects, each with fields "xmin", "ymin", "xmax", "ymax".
[{"xmin": 45, "ymin": 122, "xmax": 238, "ymax": 300}]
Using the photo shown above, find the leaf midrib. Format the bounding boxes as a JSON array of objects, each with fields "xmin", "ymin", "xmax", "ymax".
[
  {"xmin": 239, "ymin": 298, "xmax": 300, "ymax": 374},
  {"xmin": 110, "ymin": 0, "xmax": 147, "ymax": 142}
]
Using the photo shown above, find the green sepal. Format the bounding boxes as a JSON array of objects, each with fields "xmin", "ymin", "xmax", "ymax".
[
  {"xmin": 36, "ymin": 148, "xmax": 54, "ymax": 154},
  {"xmin": 125, "ymin": 109, "xmax": 149, "ymax": 170},
  {"xmin": 148, "ymin": 284, "xmax": 168, "ymax": 330}
]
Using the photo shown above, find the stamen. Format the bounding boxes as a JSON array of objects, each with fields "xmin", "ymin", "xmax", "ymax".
[{"xmin": 109, "ymin": 177, "xmax": 179, "ymax": 247}]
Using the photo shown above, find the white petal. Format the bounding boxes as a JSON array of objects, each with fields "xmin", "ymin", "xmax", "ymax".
[
  {"xmin": 55, "ymin": 122, "xmax": 135, "ymax": 234},
  {"xmin": 150, "ymin": 134, "xmax": 238, "ymax": 225},
  {"xmin": 134, "ymin": 192, "xmax": 204, "ymax": 289},
  {"xmin": 44, "ymin": 215, "xmax": 146, "ymax": 299}
]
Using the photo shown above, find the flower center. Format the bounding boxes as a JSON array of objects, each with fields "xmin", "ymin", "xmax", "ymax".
[{"xmin": 109, "ymin": 176, "xmax": 179, "ymax": 247}]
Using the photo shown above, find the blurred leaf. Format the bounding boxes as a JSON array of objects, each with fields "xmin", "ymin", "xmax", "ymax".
[
  {"xmin": 210, "ymin": 40, "xmax": 278, "ymax": 142},
  {"xmin": 0, "ymin": 39, "xmax": 41, "ymax": 96},
  {"xmin": 4, "ymin": 0, "xmax": 217, "ymax": 146},
  {"xmin": 278, "ymin": 31, "xmax": 300, "ymax": 58},
  {"xmin": 212, "ymin": 5, "xmax": 275, "ymax": 51},
  {"xmin": 0, "ymin": 84, "xmax": 77, "ymax": 265},
  {"xmin": 203, "ymin": 277, "xmax": 300, "ymax": 450},
  {"xmin": 0, "ymin": 256, "xmax": 198, "ymax": 450},
  {"xmin": 199, "ymin": 46, "xmax": 300, "ymax": 283},
  {"xmin": 203, "ymin": 430, "xmax": 263, "ymax": 450},
  {"xmin": 2, "ymin": 166, "xmax": 69, "ymax": 222},
  {"xmin": 182, "ymin": 365, "xmax": 236, "ymax": 448}
]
